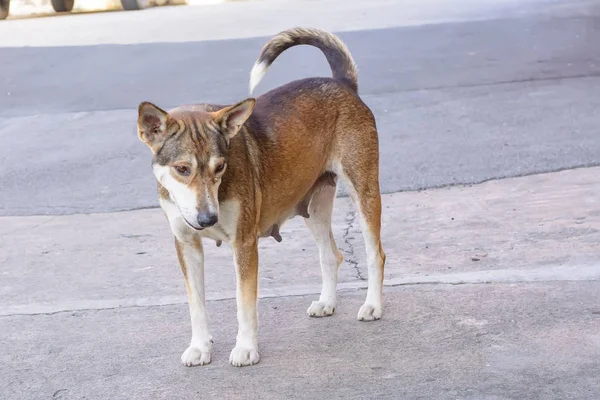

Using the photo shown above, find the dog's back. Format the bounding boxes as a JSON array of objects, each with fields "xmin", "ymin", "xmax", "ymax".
[
  {"xmin": 244, "ymin": 27, "xmax": 375, "ymax": 161},
  {"xmin": 241, "ymin": 29, "xmax": 378, "ymax": 235}
]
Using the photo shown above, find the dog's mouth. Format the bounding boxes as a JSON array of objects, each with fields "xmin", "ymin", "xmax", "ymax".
[
  {"xmin": 173, "ymin": 203, "xmax": 204, "ymax": 231},
  {"xmin": 184, "ymin": 219, "xmax": 204, "ymax": 231}
]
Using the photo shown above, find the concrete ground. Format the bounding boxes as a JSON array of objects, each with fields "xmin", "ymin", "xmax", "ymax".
[
  {"xmin": 0, "ymin": 0, "xmax": 599, "ymax": 399},
  {"xmin": 3, "ymin": 283, "xmax": 600, "ymax": 400},
  {"xmin": 2, "ymin": 168, "xmax": 599, "ymax": 399}
]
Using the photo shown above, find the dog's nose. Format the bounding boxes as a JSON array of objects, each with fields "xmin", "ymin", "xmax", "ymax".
[{"xmin": 197, "ymin": 213, "xmax": 218, "ymax": 228}]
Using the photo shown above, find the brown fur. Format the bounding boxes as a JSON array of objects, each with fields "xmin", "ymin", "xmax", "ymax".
[{"xmin": 136, "ymin": 27, "xmax": 386, "ymax": 367}]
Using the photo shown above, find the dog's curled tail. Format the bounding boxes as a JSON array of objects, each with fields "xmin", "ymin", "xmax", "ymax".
[{"xmin": 249, "ymin": 27, "xmax": 358, "ymax": 94}]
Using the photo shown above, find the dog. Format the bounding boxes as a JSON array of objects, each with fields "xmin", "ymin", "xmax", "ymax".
[{"xmin": 136, "ymin": 27, "xmax": 386, "ymax": 367}]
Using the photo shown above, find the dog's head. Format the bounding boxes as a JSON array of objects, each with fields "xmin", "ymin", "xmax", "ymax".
[{"xmin": 136, "ymin": 99, "xmax": 255, "ymax": 230}]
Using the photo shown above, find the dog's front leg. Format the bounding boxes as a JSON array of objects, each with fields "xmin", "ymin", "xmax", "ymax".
[
  {"xmin": 174, "ymin": 238, "xmax": 213, "ymax": 366},
  {"xmin": 229, "ymin": 238, "xmax": 260, "ymax": 366}
]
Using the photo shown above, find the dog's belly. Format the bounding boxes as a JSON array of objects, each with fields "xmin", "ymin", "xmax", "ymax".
[{"xmin": 257, "ymin": 171, "xmax": 337, "ymax": 242}]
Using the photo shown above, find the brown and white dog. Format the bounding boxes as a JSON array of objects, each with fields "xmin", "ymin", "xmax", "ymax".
[{"xmin": 136, "ymin": 28, "xmax": 386, "ymax": 367}]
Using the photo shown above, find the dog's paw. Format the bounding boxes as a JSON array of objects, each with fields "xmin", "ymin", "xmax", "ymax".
[
  {"xmin": 229, "ymin": 346, "xmax": 260, "ymax": 367},
  {"xmin": 357, "ymin": 303, "xmax": 382, "ymax": 321},
  {"xmin": 307, "ymin": 301, "xmax": 335, "ymax": 317},
  {"xmin": 181, "ymin": 344, "xmax": 211, "ymax": 367}
]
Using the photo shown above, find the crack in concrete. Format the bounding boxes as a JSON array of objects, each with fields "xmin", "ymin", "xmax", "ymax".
[
  {"xmin": 0, "ymin": 216, "xmax": 58, "ymax": 236},
  {"xmin": 342, "ymin": 209, "xmax": 365, "ymax": 281}
]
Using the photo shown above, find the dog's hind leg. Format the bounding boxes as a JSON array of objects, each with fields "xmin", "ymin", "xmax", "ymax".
[
  {"xmin": 337, "ymin": 127, "xmax": 386, "ymax": 321},
  {"xmin": 305, "ymin": 181, "xmax": 344, "ymax": 317}
]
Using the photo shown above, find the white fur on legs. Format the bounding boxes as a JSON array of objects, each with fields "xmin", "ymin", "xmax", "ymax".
[
  {"xmin": 229, "ymin": 299, "xmax": 260, "ymax": 367},
  {"xmin": 307, "ymin": 300, "xmax": 336, "ymax": 317},
  {"xmin": 181, "ymin": 342, "xmax": 212, "ymax": 367},
  {"xmin": 229, "ymin": 344, "xmax": 260, "ymax": 367},
  {"xmin": 356, "ymin": 218, "xmax": 384, "ymax": 321},
  {"xmin": 357, "ymin": 303, "xmax": 382, "ymax": 321},
  {"xmin": 229, "ymin": 241, "xmax": 260, "ymax": 367},
  {"xmin": 304, "ymin": 184, "xmax": 342, "ymax": 318},
  {"xmin": 181, "ymin": 259, "xmax": 214, "ymax": 366},
  {"xmin": 229, "ymin": 310, "xmax": 260, "ymax": 366},
  {"xmin": 166, "ymin": 228, "xmax": 213, "ymax": 366},
  {"xmin": 334, "ymin": 168, "xmax": 385, "ymax": 322},
  {"xmin": 178, "ymin": 239, "xmax": 214, "ymax": 366}
]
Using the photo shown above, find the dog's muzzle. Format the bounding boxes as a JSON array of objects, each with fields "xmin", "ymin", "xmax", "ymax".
[{"xmin": 197, "ymin": 213, "xmax": 218, "ymax": 228}]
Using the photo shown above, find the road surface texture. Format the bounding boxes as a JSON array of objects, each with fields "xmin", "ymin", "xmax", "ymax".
[
  {"xmin": 0, "ymin": 0, "xmax": 599, "ymax": 399},
  {"xmin": 1, "ymin": 0, "xmax": 599, "ymax": 215}
]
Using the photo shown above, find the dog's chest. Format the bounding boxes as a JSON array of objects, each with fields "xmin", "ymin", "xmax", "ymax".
[
  {"xmin": 160, "ymin": 198, "xmax": 240, "ymax": 245},
  {"xmin": 199, "ymin": 200, "xmax": 240, "ymax": 243}
]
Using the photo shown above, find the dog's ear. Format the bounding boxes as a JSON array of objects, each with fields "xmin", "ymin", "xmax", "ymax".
[
  {"xmin": 137, "ymin": 102, "xmax": 177, "ymax": 150},
  {"xmin": 212, "ymin": 98, "xmax": 256, "ymax": 141}
]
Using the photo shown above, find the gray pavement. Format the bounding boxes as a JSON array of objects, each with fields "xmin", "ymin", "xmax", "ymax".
[
  {"xmin": 3, "ymin": 283, "xmax": 600, "ymax": 400},
  {"xmin": 1, "ymin": 0, "xmax": 600, "ymax": 398}
]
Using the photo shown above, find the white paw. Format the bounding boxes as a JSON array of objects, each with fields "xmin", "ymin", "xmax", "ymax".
[
  {"xmin": 307, "ymin": 301, "xmax": 336, "ymax": 317},
  {"xmin": 357, "ymin": 303, "xmax": 382, "ymax": 321},
  {"xmin": 181, "ymin": 344, "xmax": 212, "ymax": 367},
  {"xmin": 229, "ymin": 346, "xmax": 260, "ymax": 367}
]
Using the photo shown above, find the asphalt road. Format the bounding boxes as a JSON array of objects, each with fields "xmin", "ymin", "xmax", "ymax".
[{"xmin": 0, "ymin": 0, "xmax": 599, "ymax": 216}]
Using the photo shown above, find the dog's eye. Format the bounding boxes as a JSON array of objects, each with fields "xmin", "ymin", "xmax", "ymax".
[
  {"xmin": 214, "ymin": 163, "xmax": 226, "ymax": 174},
  {"xmin": 174, "ymin": 165, "xmax": 190, "ymax": 176}
]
